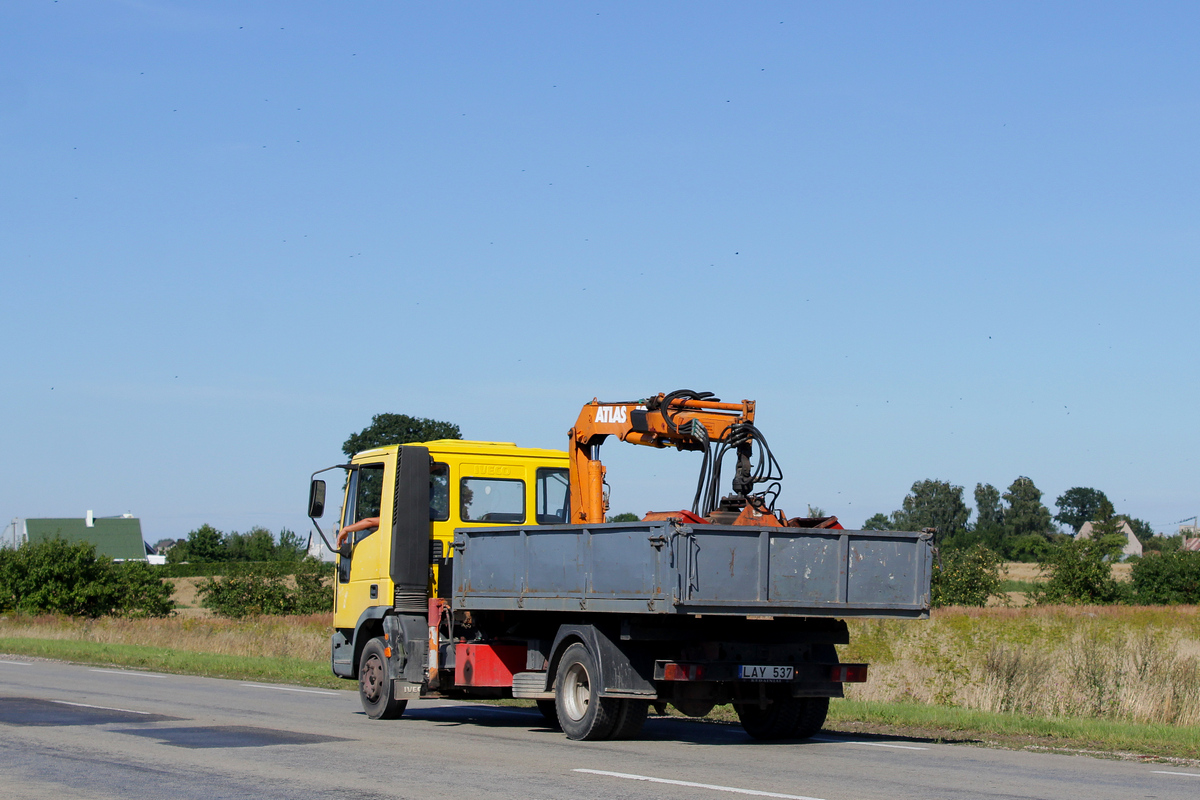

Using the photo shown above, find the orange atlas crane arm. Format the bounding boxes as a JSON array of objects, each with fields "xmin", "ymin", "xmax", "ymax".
[{"xmin": 567, "ymin": 391, "xmax": 755, "ymax": 524}]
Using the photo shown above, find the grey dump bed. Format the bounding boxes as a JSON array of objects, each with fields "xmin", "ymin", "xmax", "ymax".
[{"xmin": 452, "ymin": 521, "xmax": 932, "ymax": 619}]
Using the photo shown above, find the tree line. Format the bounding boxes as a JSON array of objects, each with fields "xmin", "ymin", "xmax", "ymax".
[
  {"xmin": 862, "ymin": 477, "xmax": 1168, "ymax": 562},
  {"xmin": 163, "ymin": 525, "xmax": 307, "ymax": 564}
]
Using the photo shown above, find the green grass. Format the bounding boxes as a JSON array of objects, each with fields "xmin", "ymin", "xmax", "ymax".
[
  {"xmin": 0, "ymin": 636, "xmax": 346, "ymax": 690},
  {"xmin": 999, "ymin": 579, "xmax": 1041, "ymax": 592},
  {"xmin": 827, "ymin": 699, "xmax": 1200, "ymax": 760}
]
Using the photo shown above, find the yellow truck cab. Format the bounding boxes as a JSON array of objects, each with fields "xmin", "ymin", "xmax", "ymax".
[{"xmin": 316, "ymin": 440, "xmax": 569, "ymax": 680}]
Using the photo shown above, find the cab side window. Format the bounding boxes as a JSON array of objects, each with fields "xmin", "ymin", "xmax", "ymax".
[
  {"xmin": 351, "ymin": 464, "xmax": 385, "ymax": 526},
  {"xmin": 430, "ymin": 463, "xmax": 450, "ymax": 521},
  {"xmin": 536, "ymin": 468, "xmax": 570, "ymax": 524},
  {"xmin": 338, "ymin": 463, "xmax": 384, "ymax": 584},
  {"xmin": 460, "ymin": 477, "xmax": 524, "ymax": 523}
]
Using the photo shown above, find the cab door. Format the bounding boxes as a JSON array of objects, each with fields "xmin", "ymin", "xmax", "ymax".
[{"xmin": 334, "ymin": 459, "xmax": 391, "ymax": 629}]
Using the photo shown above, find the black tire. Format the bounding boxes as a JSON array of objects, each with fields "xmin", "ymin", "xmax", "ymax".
[
  {"xmin": 358, "ymin": 637, "xmax": 407, "ymax": 720},
  {"xmin": 536, "ymin": 699, "xmax": 561, "ymax": 729},
  {"xmin": 791, "ymin": 697, "xmax": 829, "ymax": 740},
  {"xmin": 554, "ymin": 643, "xmax": 620, "ymax": 740},
  {"xmin": 736, "ymin": 697, "xmax": 803, "ymax": 740},
  {"xmin": 609, "ymin": 699, "xmax": 648, "ymax": 740}
]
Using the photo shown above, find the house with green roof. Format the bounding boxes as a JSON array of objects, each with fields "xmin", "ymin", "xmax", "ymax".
[{"xmin": 12, "ymin": 514, "xmax": 151, "ymax": 561}]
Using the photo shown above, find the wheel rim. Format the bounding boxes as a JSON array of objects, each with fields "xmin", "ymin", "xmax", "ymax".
[
  {"xmin": 560, "ymin": 660, "xmax": 591, "ymax": 721},
  {"xmin": 361, "ymin": 653, "xmax": 384, "ymax": 703}
]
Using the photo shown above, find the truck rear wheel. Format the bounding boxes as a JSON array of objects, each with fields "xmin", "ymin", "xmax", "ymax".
[
  {"xmin": 792, "ymin": 697, "xmax": 829, "ymax": 739},
  {"xmin": 359, "ymin": 637, "xmax": 407, "ymax": 720},
  {"xmin": 554, "ymin": 643, "xmax": 620, "ymax": 740},
  {"xmin": 736, "ymin": 697, "xmax": 803, "ymax": 740},
  {"xmin": 609, "ymin": 699, "xmax": 648, "ymax": 739}
]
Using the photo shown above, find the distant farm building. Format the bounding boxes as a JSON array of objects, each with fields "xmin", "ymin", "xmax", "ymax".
[
  {"xmin": 1176, "ymin": 523, "xmax": 1199, "ymax": 552},
  {"xmin": 5, "ymin": 512, "xmax": 156, "ymax": 562},
  {"xmin": 1076, "ymin": 519, "xmax": 1143, "ymax": 560}
]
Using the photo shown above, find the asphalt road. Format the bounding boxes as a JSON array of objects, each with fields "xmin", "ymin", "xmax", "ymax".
[{"xmin": 1, "ymin": 658, "xmax": 1197, "ymax": 800}]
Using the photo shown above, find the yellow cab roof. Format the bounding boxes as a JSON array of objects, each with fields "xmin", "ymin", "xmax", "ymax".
[{"xmin": 352, "ymin": 439, "xmax": 567, "ymax": 462}]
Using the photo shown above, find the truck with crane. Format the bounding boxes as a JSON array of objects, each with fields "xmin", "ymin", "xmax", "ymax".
[{"xmin": 308, "ymin": 391, "xmax": 932, "ymax": 740}]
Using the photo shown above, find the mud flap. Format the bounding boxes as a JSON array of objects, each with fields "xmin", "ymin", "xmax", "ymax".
[{"xmin": 549, "ymin": 624, "xmax": 656, "ymax": 698}]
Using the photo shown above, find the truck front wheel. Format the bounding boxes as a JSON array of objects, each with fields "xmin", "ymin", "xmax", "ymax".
[
  {"xmin": 554, "ymin": 643, "xmax": 620, "ymax": 740},
  {"xmin": 359, "ymin": 637, "xmax": 407, "ymax": 720}
]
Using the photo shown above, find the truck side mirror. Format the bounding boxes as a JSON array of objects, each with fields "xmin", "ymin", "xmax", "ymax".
[{"xmin": 308, "ymin": 479, "xmax": 327, "ymax": 518}]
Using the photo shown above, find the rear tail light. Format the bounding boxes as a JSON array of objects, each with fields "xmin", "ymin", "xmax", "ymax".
[
  {"xmin": 661, "ymin": 663, "xmax": 705, "ymax": 681},
  {"xmin": 830, "ymin": 664, "xmax": 868, "ymax": 682}
]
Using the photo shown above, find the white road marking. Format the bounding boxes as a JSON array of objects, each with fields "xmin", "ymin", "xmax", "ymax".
[
  {"xmin": 811, "ymin": 736, "xmax": 928, "ymax": 751},
  {"xmin": 52, "ymin": 700, "xmax": 150, "ymax": 715},
  {"xmin": 574, "ymin": 769, "xmax": 826, "ymax": 800},
  {"xmin": 0, "ymin": 660, "xmax": 33, "ymax": 666},
  {"xmin": 89, "ymin": 669, "xmax": 168, "ymax": 678},
  {"xmin": 239, "ymin": 683, "xmax": 338, "ymax": 696},
  {"xmin": 1153, "ymin": 771, "xmax": 1200, "ymax": 778}
]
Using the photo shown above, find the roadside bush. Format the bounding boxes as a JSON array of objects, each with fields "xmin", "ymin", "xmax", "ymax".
[
  {"xmin": 0, "ymin": 538, "xmax": 174, "ymax": 618},
  {"xmin": 931, "ymin": 544, "xmax": 1003, "ymax": 607},
  {"xmin": 1131, "ymin": 551, "xmax": 1200, "ymax": 604},
  {"xmin": 1033, "ymin": 534, "xmax": 1127, "ymax": 605},
  {"xmin": 197, "ymin": 558, "xmax": 333, "ymax": 618}
]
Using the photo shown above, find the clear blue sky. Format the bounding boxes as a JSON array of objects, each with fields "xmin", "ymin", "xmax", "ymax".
[{"xmin": 3, "ymin": 2, "xmax": 1197, "ymax": 545}]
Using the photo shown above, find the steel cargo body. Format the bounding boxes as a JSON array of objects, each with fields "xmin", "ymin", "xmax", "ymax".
[{"xmin": 452, "ymin": 521, "xmax": 932, "ymax": 619}]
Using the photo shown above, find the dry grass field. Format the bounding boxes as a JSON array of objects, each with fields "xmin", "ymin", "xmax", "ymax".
[
  {"xmin": 1003, "ymin": 561, "xmax": 1133, "ymax": 583},
  {"xmin": 170, "ymin": 576, "xmax": 210, "ymax": 617},
  {"xmin": 0, "ymin": 613, "xmax": 330, "ymax": 662},
  {"xmin": 843, "ymin": 605, "xmax": 1200, "ymax": 726}
]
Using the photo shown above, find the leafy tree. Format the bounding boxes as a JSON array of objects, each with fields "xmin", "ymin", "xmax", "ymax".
[
  {"xmin": 197, "ymin": 566, "xmax": 292, "ymax": 617},
  {"xmin": 930, "ymin": 545, "xmax": 1004, "ymax": 607},
  {"xmin": 806, "ymin": 505, "xmax": 826, "ymax": 518},
  {"xmin": 0, "ymin": 538, "xmax": 173, "ymax": 617},
  {"xmin": 1005, "ymin": 534, "xmax": 1053, "ymax": 562},
  {"xmin": 1088, "ymin": 498, "xmax": 1124, "ymax": 541},
  {"xmin": 974, "ymin": 483, "xmax": 1003, "ymax": 531},
  {"xmin": 197, "ymin": 558, "xmax": 333, "ymax": 618},
  {"xmin": 276, "ymin": 528, "xmax": 307, "ymax": 560},
  {"xmin": 961, "ymin": 483, "xmax": 1003, "ymax": 553},
  {"xmin": 891, "ymin": 479, "xmax": 970, "ymax": 546},
  {"xmin": 1142, "ymin": 532, "xmax": 1182, "ymax": 554},
  {"xmin": 862, "ymin": 513, "xmax": 893, "ymax": 531},
  {"xmin": 168, "ymin": 523, "xmax": 227, "ymax": 563},
  {"xmin": 110, "ymin": 561, "xmax": 177, "ymax": 618},
  {"xmin": 606, "ymin": 512, "xmax": 641, "ymax": 522},
  {"xmin": 343, "ymin": 413, "xmax": 462, "ymax": 457},
  {"xmin": 226, "ymin": 527, "xmax": 278, "ymax": 562},
  {"xmin": 1034, "ymin": 527, "xmax": 1126, "ymax": 605},
  {"xmin": 1002, "ymin": 477, "xmax": 1055, "ymax": 539},
  {"xmin": 1131, "ymin": 551, "xmax": 1200, "ymax": 604},
  {"xmin": 1054, "ymin": 487, "xmax": 1110, "ymax": 534}
]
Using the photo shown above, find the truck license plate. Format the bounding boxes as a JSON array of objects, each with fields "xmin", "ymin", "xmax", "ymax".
[{"xmin": 738, "ymin": 665, "xmax": 793, "ymax": 682}]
